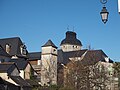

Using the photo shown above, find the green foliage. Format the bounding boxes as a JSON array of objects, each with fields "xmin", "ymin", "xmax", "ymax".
[
  {"xmin": 32, "ymin": 87, "xmax": 38, "ymax": 90},
  {"xmin": 34, "ymin": 85, "xmax": 75, "ymax": 90},
  {"xmin": 49, "ymin": 85, "xmax": 59, "ymax": 90},
  {"xmin": 30, "ymin": 68, "xmax": 35, "ymax": 80},
  {"xmin": 36, "ymin": 85, "xmax": 59, "ymax": 90},
  {"xmin": 58, "ymin": 87, "xmax": 75, "ymax": 90}
]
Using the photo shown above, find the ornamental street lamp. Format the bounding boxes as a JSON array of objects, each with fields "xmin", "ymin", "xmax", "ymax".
[
  {"xmin": 100, "ymin": 6, "xmax": 109, "ymax": 24},
  {"xmin": 100, "ymin": 0, "xmax": 109, "ymax": 24}
]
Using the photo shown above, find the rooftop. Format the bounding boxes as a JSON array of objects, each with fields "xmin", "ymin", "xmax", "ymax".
[
  {"xmin": 0, "ymin": 62, "xmax": 16, "ymax": 73},
  {"xmin": 0, "ymin": 37, "xmax": 23, "ymax": 56},
  {"xmin": 60, "ymin": 31, "xmax": 82, "ymax": 46},
  {"xmin": 42, "ymin": 39, "xmax": 57, "ymax": 48}
]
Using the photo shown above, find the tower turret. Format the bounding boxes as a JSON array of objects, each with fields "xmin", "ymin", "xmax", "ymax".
[
  {"xmin": 41, "ymin": 39, "xmax": 57, "ymax": 86},
  {"xmin": 60, "ymin": 31, "xmax": 82, "ymax": 52}
]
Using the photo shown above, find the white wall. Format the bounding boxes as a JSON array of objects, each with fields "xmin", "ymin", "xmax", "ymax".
[
  {"xmin": 61, "ymin": 44, "xmax": 81, "ymax": 52},
  {"xmin": 0, "ymin": 73, "xmax": 18, "ymax": 86},
  {"xmin": 20, "ymin": 70, "xmax": 24, "ymax": 79},
  {"xmin": 42, "ymin": 46, "xmax": 57, "ymax": 55},
  {"xmin": 25, "ymin": 64, "xmax": 31, "ymax": 79},
  {"xmin": 41, "ymin": 46, "xmax": 57, "ymax": 86}
]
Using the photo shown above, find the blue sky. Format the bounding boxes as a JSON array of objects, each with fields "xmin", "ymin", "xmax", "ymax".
[{"xmin": 0, "ymin": 0, "xmax": 120, "ymax": 61}]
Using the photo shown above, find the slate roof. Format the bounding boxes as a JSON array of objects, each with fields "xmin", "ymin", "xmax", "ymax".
[
  {"xmin": 26, "ymin": 79, "xmax": 39, "ymax": 86},
  {"xmin": 100, "ymin": 58, "xmax": 113, "ymax": 63},
  {"xmin": 0, "ymin": 62, "xmax": 20, "ymax": 74},
  {"xmin": 42, "ymin": 39, "xmax": 57, "ymax": 48},
  {"xmin": 0, "ymin": 45, "xmax": 10, "ymax": 57},
  {"xmin": 81, "ymin": 50, "xmax": 108, "ymax": 66},
  {"xmin": 58, "ymin": 49, "xmax": 88, "ymax": 64},
  {"xmin": 60, "ymin": 31, "xmax": 82, "ymax": 46},
  {"xmin": 0, "ymin": 77, "xmax": 4, "ymax": 84},
  {"xmin": 10, "ymin": 76, "xmax": 31, "ymax": 87},
  {"xmin": 0, "ymin": 62, "xmax": 14, "ymax": 72},
  {"xmin": 27, "ymin": 52, "xmax": 41, "ymax": 61},
  {"xmin": 58, "ymin": 49, "xmax": 113, "ymax": 65},
  {"xmin": 10, "ymin": 59, "xmax": 29, "ymax": 70},
  {"xmin": 0, "ymin": 76, "xmax": 31, "ymax": 88},
  {"xmin": 0, "ymin": 37, "xmax": 24, "ymax": 56}
]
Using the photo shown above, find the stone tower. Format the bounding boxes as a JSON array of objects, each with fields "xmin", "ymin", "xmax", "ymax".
[
  {"xmin": 60, "ymin": 31, "xmax": 82, "ymax": 52},
  {"xmin": 41, "ymin": 39, "xmax": 57, "ymax": 86}
]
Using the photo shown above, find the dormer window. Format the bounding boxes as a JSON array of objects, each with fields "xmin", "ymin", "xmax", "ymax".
[
  {"xmin": 6, "ymin": 44, "xmax": 11, "ymax": 54},
  {"xmin": 20, "ymin": 43, "xmax": 27, "ymax": 56},
  {"xmin": 53, "ymin": 49, "xmax": 56, "ymax": 52}
]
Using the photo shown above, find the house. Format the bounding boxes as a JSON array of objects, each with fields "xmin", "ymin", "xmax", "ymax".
[
  {"xmin": 0, "ymin": 37, "xmax": 40, "ymax": 86},
  {"xmin": 0, "ymin": 62, "xmax": 32, "ymax": 90},
  {"xmin": 0, "ymin": 37, "xmax": 38, "ymax": 78}
]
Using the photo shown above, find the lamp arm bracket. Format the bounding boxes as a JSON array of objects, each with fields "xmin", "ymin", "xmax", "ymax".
[{"xmin": 100, "ymin": 0, "xmax": 107, "ymax": 4}]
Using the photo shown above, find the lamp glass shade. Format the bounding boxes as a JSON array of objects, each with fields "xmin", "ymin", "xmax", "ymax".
[{"xmin": 100, "ymin": 7, "xmax": 109, "ymax": 24}]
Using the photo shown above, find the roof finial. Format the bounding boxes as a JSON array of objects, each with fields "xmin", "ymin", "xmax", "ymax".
[
  {"xmin": 67, "ymin": 26, "xmax": 75, "ymax": 32},
  {"xmin": 67, "ymin": 26, "xmax": 69, "ymax": 31},
  {"xmin": 73, "ymin": 26, "xmax": 75, "ymax": 32}
]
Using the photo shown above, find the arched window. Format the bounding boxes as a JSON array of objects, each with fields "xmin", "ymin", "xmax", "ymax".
[{"xmin": 6, "ymin": 44, "xmax": 11, "ymax": 54}]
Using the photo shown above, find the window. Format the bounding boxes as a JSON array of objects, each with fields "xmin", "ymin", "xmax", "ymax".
[
  {"xmin": 20, "ymin": 44, "xmax": 27, "ymax": 55},
  {"xmin": 76, "ymin": 46, "xmax": 77, "ymax": 48},
  {"xmin": 73, "ymin": 46, "xmax": 74, "ymax": 48},
  {"xmin": 6, "ymin": 44, "xmax": 11, "ymax": 54},
  {"xmin": 53, "ymin": 49, "xmax": 56, "ymax": 52}
]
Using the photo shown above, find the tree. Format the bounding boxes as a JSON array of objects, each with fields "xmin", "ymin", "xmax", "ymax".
[
  {"xmin": 62, "ymin": 50, "xmax": 113, "ymax": 90},
  {"xmin": 64, "ymin": 61, "xmax": 110, "ymax": 90},
  {"xmin": 41, "ymin": 56, "xmax": 57, "ymax": 86},
  {"xmin": 113, "ymin": 62, "xmax": 120, "ymax": 89}
]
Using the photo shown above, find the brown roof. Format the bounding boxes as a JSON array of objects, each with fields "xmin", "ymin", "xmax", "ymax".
[
  {"xmin": 58, "ymin": 49, "xmax": 88, "ymax": 64},
  {"xmin": 81, "ymin": 50, "xmax": 108, "ymax": 66}
]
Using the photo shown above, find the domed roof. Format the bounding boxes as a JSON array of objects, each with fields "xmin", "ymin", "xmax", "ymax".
[{"xmin": 60, "ymin": 31, "xmax": 82, "ymax": 46}]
